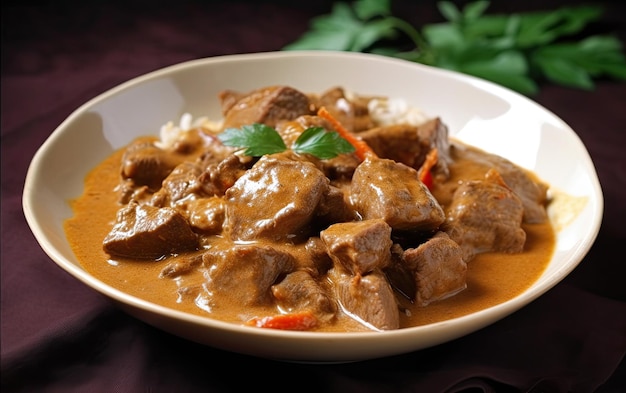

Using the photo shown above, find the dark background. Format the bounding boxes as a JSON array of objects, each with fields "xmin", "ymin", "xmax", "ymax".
[{"xmin": 2, "ymin": 1, "xmax": 625, "ymax": 392}]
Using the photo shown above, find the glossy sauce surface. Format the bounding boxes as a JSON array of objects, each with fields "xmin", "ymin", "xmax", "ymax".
[{"xmin": 64, "ymin": 139, "xmax": 555, "ymax": 332}]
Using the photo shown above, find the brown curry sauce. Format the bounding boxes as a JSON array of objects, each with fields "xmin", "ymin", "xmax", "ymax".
[{"xmin": 64, "ymin": 138, "xmax": 555, "ymax": 332}]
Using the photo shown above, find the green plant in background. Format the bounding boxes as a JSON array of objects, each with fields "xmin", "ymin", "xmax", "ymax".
[{"xmin": 283, "ymin": 0, "xmax": 626, "ymax": 95}]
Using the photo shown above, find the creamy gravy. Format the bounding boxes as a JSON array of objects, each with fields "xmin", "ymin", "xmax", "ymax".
[{"xmin": 64, "ymin": 140, "xmax": 555, "ymax": 332}]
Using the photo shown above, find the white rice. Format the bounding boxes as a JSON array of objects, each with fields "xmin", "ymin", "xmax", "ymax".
[
  {"xmin": 155, "ymin": 97, "xmax": 429, "ymax": 148},
  {"xmin": 155, "ymin": 113, "xmax": 222, "ymax": 149},
  {"xmin": 368, "ymin": 97, "xmax": 429, "ymax": 127}
]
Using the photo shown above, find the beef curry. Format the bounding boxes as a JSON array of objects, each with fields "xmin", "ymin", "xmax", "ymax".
[{"xmin": 64, "ymin": 86, "xmax": 555, "ymax": 332}]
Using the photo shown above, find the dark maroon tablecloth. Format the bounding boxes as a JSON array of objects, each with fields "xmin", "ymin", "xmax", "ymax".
[{"xmin": 2, "ymin": 1, "xmax": 625, "ymax": 392}]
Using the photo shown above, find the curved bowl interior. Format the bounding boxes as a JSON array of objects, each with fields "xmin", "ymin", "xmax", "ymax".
[{"xmin": 23, "ymin": 51, "xmax": 603, "ymax": 363}]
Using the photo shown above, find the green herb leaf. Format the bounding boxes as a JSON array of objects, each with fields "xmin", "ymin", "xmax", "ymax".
[
  {"xmin": 218, "ymin": 124, "xmax": 287, "ymax": 157},
  {"xmin": 283, "ymin": 0, "xmax": 626, "ymax": 95},
  {"xmin": 282, "ymin": 3, "xmax": 357, "ymax": 51},
  {"xmin": 292, "ymin": 127, "xmax": 355, "ymax": 159},
  {"xmin": 354, "ymin": 0, "xmax": 391, "ymax": 20},
  {"xmin": 437, "ymin": 2, "xmax": 462, "ymax": 23},
  {"xmin": 459, "ymin": 50, "xmax": 538, "ymax": 95},
  {"xmin": 515, "ymin": 6, "xmax": 604, "ymax": 48},
  {"xmin": 532, "ymin": 35, "xmax": 626, "ymax": 85},
  {"xmin": 462, "ymin": 1, "xmax": 491, "ymax": 21},
  {"xmin": 218, "ymin": 124, "xmax": 355, "ymax": 160},
  {"xmin": 283, "ymin": 2, "xmax": 397, "ymax": 52},
  {"xmin": 534, "ymin": 55, "xmax": 594, "ymax": 90}
]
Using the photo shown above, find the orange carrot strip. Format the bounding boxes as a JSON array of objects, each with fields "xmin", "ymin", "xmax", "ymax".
[
  {"xmin": 318, "ymin": 105, "xmax": 437, "ymax": 189},
  {"xmin": 317, "ymin": 106, "xmax": 377, "ymax": 161},
  {"xmin": 418, "ymin": 148, "xmax": 438, "ymax": 188},
  {"xmin": 246, "ymin": 311, "xmax": 318, "ymax": 331}
]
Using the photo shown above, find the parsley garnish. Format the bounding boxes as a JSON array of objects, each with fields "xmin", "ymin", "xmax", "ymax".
[
  {"xmin": 218, "ymin": 123, "xmax": 287, "ymax": 156},
  {"xmin": 283, "ymin": 0, "xmax": 626, "ymax": 95},
  {"xmin": 218, "ymin": 124, "xmax": 355, "ymax": 159}
]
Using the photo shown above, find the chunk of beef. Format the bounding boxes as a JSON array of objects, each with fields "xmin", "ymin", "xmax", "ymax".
[
  {"xmin": 350, "ymin": 156, "xmax": 445, "ymax": 231},
  {"xmin": 383, "ymin": 243, "xmax": 417, "ymax": 302},
  {"xmin": 444, "ymin": 169, "xmax": 526, "ymax": 261},
  {"xmin": 163, "ymin": 126, "xmax": 219, "ymax": 156},
  {"xmin": 117, "ymin": 180, "xmax": 152, "ymax": 205},
  {"xmin": 316, "ymin": 185, "xmax": 357, "ymax": 225},
  {"xmin": 198, "ymin": 154, "xmax": 248, "ymax": 197},
  {"xmin": 202, "ymin": 244, "xmax": 295, "ymax": 307},
  {"xmin": 185, "ymin": 196, "xmax": 226, "ymax": 235},
  {"xmin": 402, "ymin": 232, "xmax": 467, "ymax": 306},
  {"xmin": 321, "ymin": 219, "xmax": 393, "ymax": 276},
  {"xmin": 196, "ymin": 135, "xmax": 241, "ymax": 168},
  {"xmin": 218, "ymin": 86, "xmax": 313, "ymax": 130},
  {"xmin": 103, "ymin": 201, "xmax": 198, "ymax": 259},
  {"xmin": 303, "ymin": 237, "xmax": 334, "ymax": 276},
  {"xmin": 224, "ymin": 153, "xmax": 330, "ymax": 242},
  {"xmin": 310, "ymin": 86, "xmax": 375, "ymax": 132},
  {"xmin": 159, "ymin": 251, "xmax": 204, "ymax": 278},
  {"xmin": 489, "ymin": 160, "xmax": 549, "ymax": 224},
  {"xmin": 319, "ymin": 153, "xmax": 361, "ymax": 181},
  {"xmin": 358, "ymin": 117, "xmax": 452, "ymax": 179},
  {"xmin": 270, "ymin": 237, "xmax": 333, "ymax": 276},
  {"xmin": 150, "ymin": 161, "xmax": 204, "ymax": 207},
  {"xmin": 328, "ymin": 267, "xmax": 400, "ymax": 330},
  {"xmin": 271, "ymin": 270, "xmax": 337, "ymax": 323},
  {"xmin": 453, "ymin": 142, "xmax": 549, "ymax": 223},
  {"xmin": 358, "ymin": 124, "xmax": 421, "ymax": 166},
  {"xmin": 120, "ymin": 139, "xmax": 182, "ymax": 191}
]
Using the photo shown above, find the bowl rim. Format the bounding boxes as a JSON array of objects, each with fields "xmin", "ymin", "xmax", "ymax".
[{"xmin": 21, "ymin": 50, "xmax": 604, "ymax": 360}]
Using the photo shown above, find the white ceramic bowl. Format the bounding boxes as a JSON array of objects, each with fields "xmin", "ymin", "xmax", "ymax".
[{"xmin": 23, "ymin": 51, "xmax": 603, "ymax": 363}]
